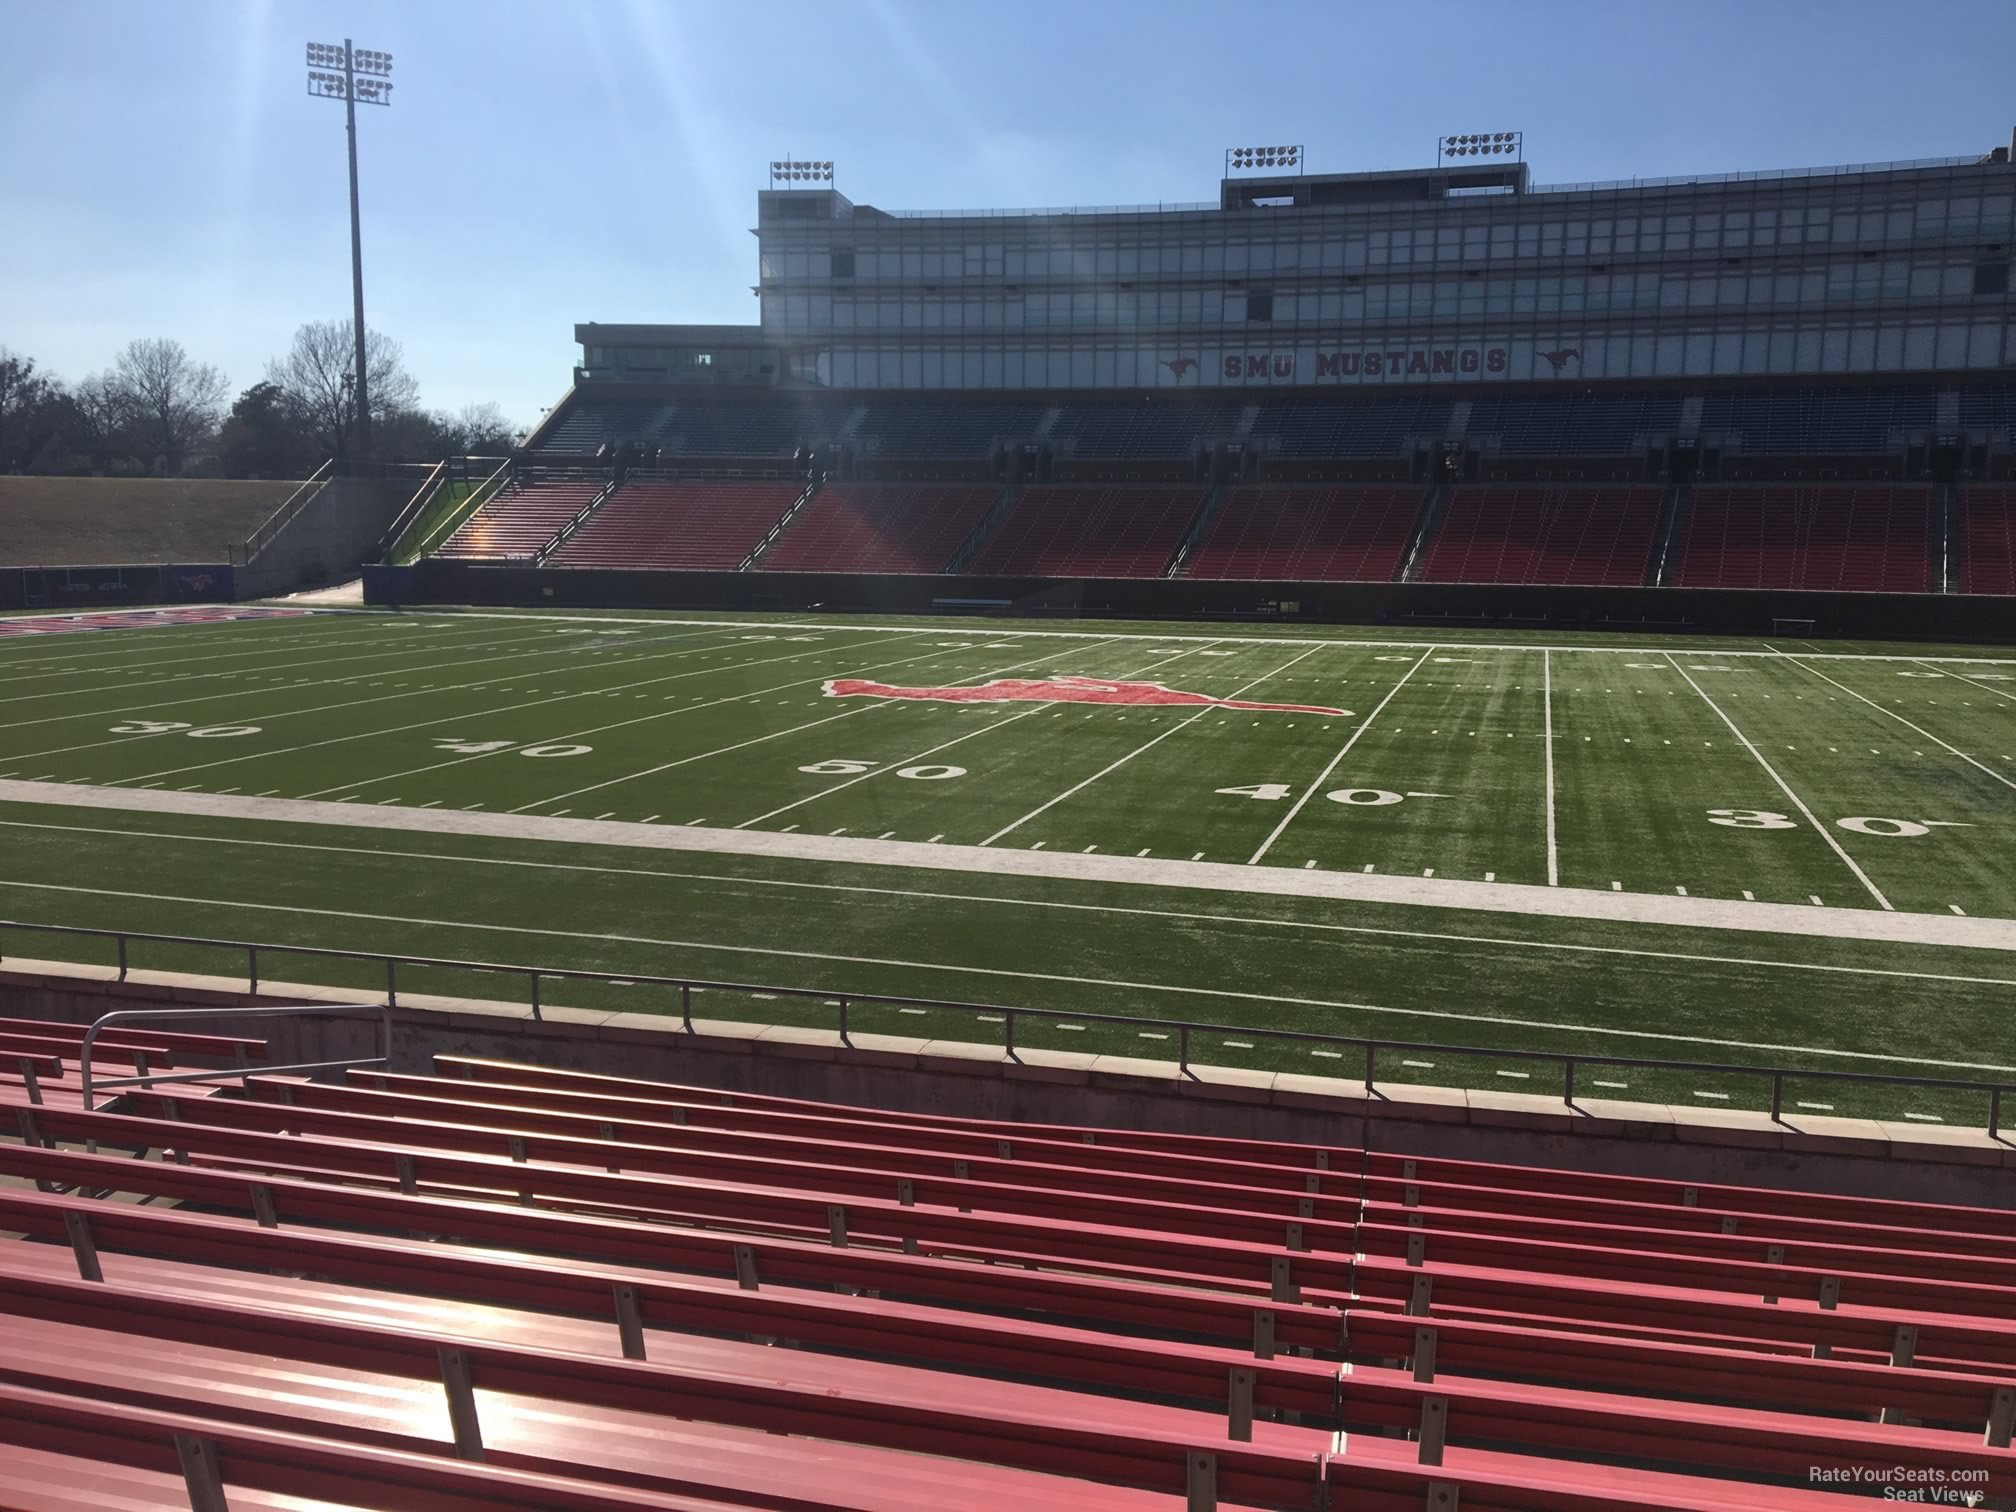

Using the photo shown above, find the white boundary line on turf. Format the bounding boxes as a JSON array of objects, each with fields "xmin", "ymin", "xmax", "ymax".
[
  {"xmin": 304, "ymin": 637, "xmax": 1008, "ymax": 806},
  {"xmin": 1247, "ymin": 648, "xmax": 1432, "ymax": 865},
  {"xmin": 534, "ymin": 635, "xmax": 1163, "ymax": 819},
  {"xmin": 1785, "ymin": 657, "xmax": 2016, "ymax": 795},
  {"xmin": 731, "ymin": 636, "xmax": 1122, "ymax": 829},
  {"xmin": 0, "ymin": 620, "xmax": 489, "ymax": 692},
  {"xmin": 980, "ymin": 641, "xmax": 1333, "ymax": 848},
  {"xmin": 1665, "ymin": 651, "xmax": 1894, "ymax": 912},
  {"xmin": 1, "ymin": 623, "xmax": 751, "ymax": 768},
  {"xmin": 0, "ymin": 623, "xmax": 582, "ymax": 726},
  {"xmin": 12, "ymin": 814, "xmax": 2013, "ymax": 998},
  {"xmin": 3, "ymin": 871, "xmax": 2010, "ymax": 1074},
  {"xmin": 1917, "ymin": 658, "xmax": 2016, "ymax": 706},
  {"xmin": 369, "ymin": 608, "xmax": 2016, "ymax": 665},
  {"xmin": 1543, "ymin": 648, "xmax": 1559, "ymax": 888},
  {"xmin": 9, "ymin": 781, "xmax": 2008, "ymax": 952}
]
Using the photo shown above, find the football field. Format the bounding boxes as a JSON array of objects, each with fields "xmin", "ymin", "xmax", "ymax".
[{"xmin": 2, "ymin": 603, "xmax": 2013, "ymax": 1126}]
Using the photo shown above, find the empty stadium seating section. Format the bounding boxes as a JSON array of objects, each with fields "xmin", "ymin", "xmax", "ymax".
[
  {"xmin": 434, "ymin": 475, "xmax": 604, "ymax": 560},
  {"xmin": 969, "ymin": 485, "xmax": 1205, "ymax": 578},
  {"xmin": 549, "ymin": 480, "xmax": 804, "ymax": 571},
  {"xmin": 1670, "ymin": 485, "xmax": 1934, "ymax": 593},
  {"xmin": 758, "ymin": 483, "xmax": 1001, "ymax": 574},
  {"xmin": 1959, "ymin": 486, "xmax": 2016, "ymax": 596},
  {"xmin": 478, "ymin": 380, "xmax": 2016, "ymax": 593},
  {"xmin": 2, "ymin": 1038, "xmax": 2013, "ymax": 1510},
  {"xmin": 1184, "ymin": 486, "xmax": 1423, "ymax": 582},
  {"xmin": 1417, "ymin": 486, "xmax": 1665, "ymax": 586}
]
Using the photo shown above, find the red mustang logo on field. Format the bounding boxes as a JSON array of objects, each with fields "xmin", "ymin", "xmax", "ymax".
[{"xmin": 823, "ymin": 675, "xmax": 1347, "ymax": 715}]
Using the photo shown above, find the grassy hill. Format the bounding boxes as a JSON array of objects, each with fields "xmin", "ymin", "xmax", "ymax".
[{"xmin": 0, "ymin": 477, "xmax": 308, "ymax": 565}]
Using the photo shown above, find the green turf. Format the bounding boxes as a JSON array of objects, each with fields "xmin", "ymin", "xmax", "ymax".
[{"xmin": 1, "ymin": 605, "xmax": 2012, "ymax": 1128}]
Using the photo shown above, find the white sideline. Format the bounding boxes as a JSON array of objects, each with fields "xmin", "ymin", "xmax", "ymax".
[
  {"xmin": 291, "ymin": 607, "xmax": 2016, "ymax": 665},
  {"xmin": 3, "ymin": 778, "xmax": 2012, "ymax": 954}
]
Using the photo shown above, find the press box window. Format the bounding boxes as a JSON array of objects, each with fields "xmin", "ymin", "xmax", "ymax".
[
  {"xmin": 1246, "ymin": 292, "xmax": 1274, "ymax": 322},
  {"xmin": 830, "ymin": 251, "xmax": 856, "ymax": 279}
]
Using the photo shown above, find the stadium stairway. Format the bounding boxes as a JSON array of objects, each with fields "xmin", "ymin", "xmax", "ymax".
[{"xmin": 1, "ymin": 1047, "xmax": 2011, "ymax": 1510}]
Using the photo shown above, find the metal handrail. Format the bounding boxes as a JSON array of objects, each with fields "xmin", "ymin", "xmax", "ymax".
[
  {"xmin": 229, "ymin": 462, "xmax": 334, "ymax": 568},
  {"xmin": 79, "ymin": 1000, "xmax": 394, "ymax": 1112},
  {"xmin": 2, "ymin": 918, "xmax": 2006, "ymax": 1136}
]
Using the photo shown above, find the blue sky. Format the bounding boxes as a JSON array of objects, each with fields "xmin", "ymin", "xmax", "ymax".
[{"xmin": 3, "ymin": 0, "xmax": 2012, "ymax": 428}]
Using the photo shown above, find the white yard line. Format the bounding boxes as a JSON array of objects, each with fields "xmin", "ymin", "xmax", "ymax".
[
  {"xmin": 9, "ymin": 780, "xmax": 2009, "ymax": 956},
  {"xmin": 1248, "ymin": 649, "xmax": 1433, "ymax": 865},
  {"xmin": 371, "ymin": 608, "xmax": 2016, "ymax": 665},
  {"xmin": 1543, "ymin": 648, "xmax": 1559, "ymax": 888},
  {"xmin": 1917, "ymin": 658, "xmax": 2016, "ymax": 705},
  {"xmin": 2, "ymin": 867, "xmax": 2010, "ymax": 1074},
  {"xmin": 0, "ymin": 621, "xmax": 523, "ymax": 700},
  {"xmin": 0, "ymin": 624, "xmax": 614, "ymax": 727},
  {"xmin": 3, "ymin": 623, "xmax": 766, "ymax": 768},
  {"xmin": 338, "ymin": 637, "xmax": 999, "ymax": 810},
  {"xmin": 1785, "ymin": 658, "xmax": 2016, "ymax": 795},
  {"xmin": 732, "ymin": 638, "xmax": 1116, "ymax": 828},
  {"xmin": 980, "ymin": 642, "xmax": 1324, "ymax": 848},
  {"xmin": 1664, "ymin": 652, "xmax": 1894, "ymax": 912},
  {"xmin": 321, "ymin": 635, "xmax": 972, "ymax": 804},
  {"xmin": 100, "ymin": 630, "xmax": 924, "ymax": 794},
  {"xmin": 510, "ymin": 706, "xmax": 888, "ymax": 813}
]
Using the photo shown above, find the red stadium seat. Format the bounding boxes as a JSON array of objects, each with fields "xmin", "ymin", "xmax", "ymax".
[
  {"xmin": 548, "ymin": 480, "xmax": 805, "ymax": 571},
  {"xmin": 1417, "ymin": 486, "xmax": 1664, "ymax": 586},
  {"xmin": 1958, "ymin": 485, "xmax": 2016, "ymax": 595},
  {"xmin": 968, "ymin": 485, "xmax": 1206, "ymax": 578},
  {"xmin": 3, "ymin": 1051, "xmax": 2011, "ymax": 1509},
  {"xmin": 758, "ymin": 483, "xmax": 1002, "ymax": 574},
  {"xmin": 1669, "ymin": 485, "xmax": 1934, "ymax": 592},
  {"xmin": 1183, "ymin": 485, "xmax": 1425, "ymax": 581}
]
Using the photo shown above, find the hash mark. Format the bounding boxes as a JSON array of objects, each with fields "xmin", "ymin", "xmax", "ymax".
[
  {"xmin": 1742, "ymin": 890, "xmax": 1755, "ymax": 900},
  {"xmin": 1950, "ymin": 904, "xmax": 1966, "ymax": 916},
  {"xmin": 1692, "ymin": 1091, "xmax": 1731, "ymax": 1101}
]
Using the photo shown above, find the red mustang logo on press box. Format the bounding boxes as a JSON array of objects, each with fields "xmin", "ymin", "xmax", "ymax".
[{"xmin": 823, "ymin": 675, "xmax": 1348, "ymax": 715}]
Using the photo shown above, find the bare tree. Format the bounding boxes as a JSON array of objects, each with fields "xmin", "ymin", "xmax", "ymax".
[
  {"xmin": 266, "ymin": 320, "xmax": 420, "ymax": 460},
  {"xmin": 443, "ymin": 401, "xmax": 521, "ymax": 454},
  {"xmin": 109, "ymin": 338, "xmax": 228, "ymax": 474},
  {"xmin": 65, "ymin": 372, "xmax": 139, "ymax": 472},
  {"xmin": 0, "ymin": 348, "xmax": 55, "ymax": 472}
]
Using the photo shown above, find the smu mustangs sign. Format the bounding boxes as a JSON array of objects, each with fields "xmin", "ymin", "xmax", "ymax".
[{"xmin": 1221, "ymin": 346, "xmax": 1513, "ymax": 381}]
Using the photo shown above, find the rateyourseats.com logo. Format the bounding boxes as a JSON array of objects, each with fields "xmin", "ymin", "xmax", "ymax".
[{"xmin": 1809, "ymin": 1465, "xmax": 1989, "ymax": 1505}]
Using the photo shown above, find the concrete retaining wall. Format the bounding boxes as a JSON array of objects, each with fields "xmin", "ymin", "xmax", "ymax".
[{"xmin": 5, "ymin": 956, "xmax": 2009, "ymax": 1208}]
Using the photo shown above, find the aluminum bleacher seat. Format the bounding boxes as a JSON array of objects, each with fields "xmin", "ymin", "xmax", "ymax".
[
  {"xmin": 1465, "ymin": 391, "xmax": 1683, "ymax": 455},
  {"xmin": 534, "ymin": 399, "xmax": 677, "ymax": 455},
  {"xmin": 3, "ymin": 1047, "xmax": 2010, "ymax": 1509},
  {"xmin": 433, "ymin": 475, "xmax": 605, "ymax": 561},
  {"xmin": 854, "ymin": 402, "xmax": 1044, "ymax": 458},
  {"xmin": 1047, "ymin": 400, "xmax": 1239, "ymax": 458},
  {"xmin": 757, "ymin": 483, "xmax": 1001, "ymax": 574},
  {"xmin": 547, "ymin": 480, "xmax": 804, "ymax": 571},
  {"xmin": 1697, "ymin": 386, "xmax": 1937, "ymax": 454},
  {"xmin": 967, "ymin": 485, "xmax": 1205, "ymax": 577},
  {"xmin": 1247, "ymin": 395, "xmax": 1453, "ymax": 457},
  {"xmin": 1670, "ymin": 485, "xmax": 1934, "ymax": 592},
  {"xmin": 1958, "ymin": 485, "xmax": 2016, "ymax": 595},
  {"xmin": 1417, "ymin": 486, "xmax": 1664, "ymax": 586},
  {"xmin": 659, "ymin": 401, "xmax": 848, "ymax": 458},
  {"xmin": 1183, "ymin": 486, "xmax": 1424, "ymax": 581}
]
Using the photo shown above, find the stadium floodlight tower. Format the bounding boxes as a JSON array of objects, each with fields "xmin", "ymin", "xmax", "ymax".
[
  {"xmin": 1436, "ymin": 131, "xmax": 1522, "ymax": 165},
  {"xmin": 305, "ymin": 40, "xmax": 393, "ymax": 460},
  {"xmin": 1224, "ymin": 145, "xmax": 1303, "ymax": 177}
]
